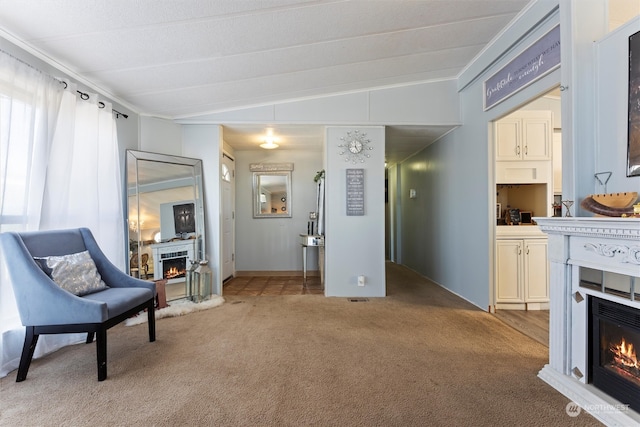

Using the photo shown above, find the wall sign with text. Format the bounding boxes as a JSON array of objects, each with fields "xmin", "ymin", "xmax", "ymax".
[
  {"xmin": 484, "ymin": 25, "xmax": 560, "ymax": 110},
  {"xmin": 346, "ymin": 169, "xmax": 365, "ymax": 216}
]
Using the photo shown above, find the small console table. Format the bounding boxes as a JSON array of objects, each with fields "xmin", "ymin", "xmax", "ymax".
[{"xmin": 300, "ymin": 234, "xmax": 324, "ymax": 283}]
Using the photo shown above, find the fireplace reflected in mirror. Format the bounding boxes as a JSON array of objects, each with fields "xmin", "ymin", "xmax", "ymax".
[{"xmin": 126, "ymin": 150, "xmax": 205, "ymax": 302}]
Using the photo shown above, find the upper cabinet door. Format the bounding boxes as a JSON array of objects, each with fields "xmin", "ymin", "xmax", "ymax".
[
  {"xmin": 495, "ymin": 111, "xmax": 552, "ymax": 161},
  {"xmin": 521, "ymin": 113, "xmax": 552, "ymax": 160},
  {"xmin": 495, "ymin": 117, "xmax": 522, "ymax": 161}
]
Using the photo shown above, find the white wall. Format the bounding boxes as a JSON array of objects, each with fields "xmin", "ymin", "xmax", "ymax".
[
  {"xmin": 182, "ymin": 125, "xmax": 223, "ymax": 295},
  {"xmin": 177, "ymin": 79, "xmax": 460, "ymax": 125},
  {"xmin": 234, "ymin": 149, "xmax": 323, "ymax": 272},
  {"xmin": 325, "ymin": 126, "xmax": 386, "ymax": 297},
  {"xmin": 398, "ymin": 2, "xmax": 561, "ymax": 310},
  {"xmin": 594, "ymin": 19, "xmax": 640, "ymax": 195},
  {"xmin": 140, "ymin": 116, "xmax": 182, "ymax": 155}
]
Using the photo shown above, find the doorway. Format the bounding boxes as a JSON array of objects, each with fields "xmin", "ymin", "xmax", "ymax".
[
  {"xmin": 491, "ymin": 86, "xmax": 561, "ymax": 345},
  {"xmin": 221, "ymin": 152, "xmax": 235, "ymax": 283}
]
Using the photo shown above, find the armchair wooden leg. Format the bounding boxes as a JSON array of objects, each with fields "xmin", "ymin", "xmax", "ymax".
[
  {"xmin": 96, "ymin": 329, "xmax": 107, "ymax": 381},
  {"xmin": 86, "ymin": 332, "xmax": 95, "ymax": 344},
  {"xmin": 147, "ymin": 300, "xmax": 156, "ymax": 342},
  {"xmin": 16, "ymin": 326, "xmax": 38, "ymax": 382}
]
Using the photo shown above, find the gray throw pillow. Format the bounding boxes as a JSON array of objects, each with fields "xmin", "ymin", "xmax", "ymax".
[{"xmin": 35, "ymin": 250, "xmax": 108, "ymax": 296}]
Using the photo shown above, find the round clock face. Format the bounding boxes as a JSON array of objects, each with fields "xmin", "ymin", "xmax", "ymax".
[
  {"xmin": 338, "ymin": 130, "xmax": 372, "ymax": 164},
  {"xmin": 348, "ymin": 140, "xmax": 362, "ymax": 154}
]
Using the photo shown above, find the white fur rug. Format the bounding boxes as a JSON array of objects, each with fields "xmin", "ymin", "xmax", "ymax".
[{"xmin": 125, "ymin": 295, "xmax": 225, "ymax": 326}]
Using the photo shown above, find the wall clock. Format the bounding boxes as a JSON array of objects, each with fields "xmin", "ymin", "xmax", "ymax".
[{"xmin": 338, "ymin": 130, "xmax": 372, "ymax": 164}]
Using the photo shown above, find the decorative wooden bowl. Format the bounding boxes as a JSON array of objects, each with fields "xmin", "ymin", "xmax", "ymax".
[
  {"xmin": 591, "ymin": 192, "xmax": 638, "ymax": 208},
  {"xmin": 581, "ymin": 192, "xmax": 638, "ymax": 217}
]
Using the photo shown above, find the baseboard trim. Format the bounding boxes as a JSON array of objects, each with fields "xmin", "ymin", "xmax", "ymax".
[{"xmin": 234, "ymin": 270, "xmax": 320, "ymax": 277}]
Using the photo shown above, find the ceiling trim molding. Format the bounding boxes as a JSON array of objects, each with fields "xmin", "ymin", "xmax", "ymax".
[{"xmin": 0, "ymin": 29, "xmax": 140, "ymax": 115}]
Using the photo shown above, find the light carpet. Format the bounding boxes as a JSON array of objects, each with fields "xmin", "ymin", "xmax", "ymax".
[
  {"xmin": 0, "ymin": 263, "xmax": 600, "ymax": 426},
  {"xmin": 124, "ymin": 295, "xmax": 225, "ymax": 326}
]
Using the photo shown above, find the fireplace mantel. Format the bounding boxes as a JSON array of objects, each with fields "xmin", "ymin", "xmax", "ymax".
[
  {"xmin": 535, "ymin": 217, "xmax": 640, "ymax": 426},
  {"xmin": 536, "ymin": 217, "xmax": 640, "ymax": 239}
]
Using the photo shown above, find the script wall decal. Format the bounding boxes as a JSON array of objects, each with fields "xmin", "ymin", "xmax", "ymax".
[{"xmin": 484, "ymin": 25, "xmax": 560, "ymax": 110}]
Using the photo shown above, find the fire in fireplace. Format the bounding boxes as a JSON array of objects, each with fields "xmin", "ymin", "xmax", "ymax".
[
  {"xmin": 609, "ymin": 337, "xmax": 640, "ymax": 382},
  {"xmin": 160, "ymin": 251, "xmax": 188, "ymax": 282},
  {"xmin": 590, "ymin": 296, "xmax": 640, "ymax": 412}
]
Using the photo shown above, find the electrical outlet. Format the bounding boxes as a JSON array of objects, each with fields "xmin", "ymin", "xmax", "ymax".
[{"xmin": 358, "ymin": 275, "xmax": 365, "ymax": 286}]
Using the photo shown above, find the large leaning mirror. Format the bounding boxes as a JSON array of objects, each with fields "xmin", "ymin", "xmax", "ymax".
[
  {"xmin": 126, "ymin": 150, "xmax": 205, "ymax": 302},
  {"xmin": 251, "ymin": 163, "xmax": 293, "ymax": 218}
]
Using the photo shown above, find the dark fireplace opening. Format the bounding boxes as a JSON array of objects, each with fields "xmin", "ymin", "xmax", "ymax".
[
  {"xmin": 160, "ymin": 253, "xmax": 187, "ymax": 281},
  {"xmin": 590, "ymin": 296, "xmax": 640, "ymax": 412}
]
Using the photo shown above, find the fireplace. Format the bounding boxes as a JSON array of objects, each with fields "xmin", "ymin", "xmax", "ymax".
[
  {"xmin": 160, "ymin": 250, "xmax": 188, "ymax": 281},
  {"xmin": 151, "ymin": 240, "xmax": 196, "ymax": 285},
  {"xmin": 535, "ymin": 217, "xmax": 640, "ymax": 426},
  {"xmin": 590, "ymin": 296, "xmax": 640, "ymax": 412}
]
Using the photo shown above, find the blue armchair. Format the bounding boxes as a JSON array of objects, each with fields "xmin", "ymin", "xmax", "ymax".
[{"xmin": 0, "ymin": 228, "xmax": 156, "ymax": 382}]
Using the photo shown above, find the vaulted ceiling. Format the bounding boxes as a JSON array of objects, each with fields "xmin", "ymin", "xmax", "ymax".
[{"xmin": 0, "ymin": 0, "xmax": 532, "ymax": 162}]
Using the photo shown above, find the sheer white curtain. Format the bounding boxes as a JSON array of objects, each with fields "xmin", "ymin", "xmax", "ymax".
[
  {"xmin": 40, "ymin": 84, "xmax": 125, "ymax": 266},
  {"xmin": 0, "ymin": 53, "xmax": 124, "ymax": 378},
  {"xmin": 0, "ymin": 53, "xmax": 64, "ymax": 377}
]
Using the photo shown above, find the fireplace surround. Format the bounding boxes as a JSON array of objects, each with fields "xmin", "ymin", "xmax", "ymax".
[
  {"xmin": 150, "ymin": 239, "xmax": 196, "ymax": 284},
  {"xmin": 535, "ymin": 217, "xmax": 640, "ymax": 425}
]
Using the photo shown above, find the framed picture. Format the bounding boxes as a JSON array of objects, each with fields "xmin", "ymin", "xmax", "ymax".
[
  {"xmin": 173, "ymin": 203, "xmax": 195, "ymax": 234},
  {"xmin": 507, "ymin": 208, "xmax": 520, "ymax": 225},
  {"xmin": 520, "ymin": 211, "xmax": 533, "ymax": 224},
  {"xmin": 496, "ymin": 203, "xmax": 502, "ymax": 219},
  {"xmin": 628, "ymin": 30, "xmax": 640, "ymax": 176}
]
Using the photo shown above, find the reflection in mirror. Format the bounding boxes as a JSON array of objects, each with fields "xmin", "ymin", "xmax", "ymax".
[
  {"xmin": 251, "ymin": 163, "xmax": 293, "ymax": 218},
  {"xmin": 126, "ymin": 150, "xmax": 205, "ymax": 302}
]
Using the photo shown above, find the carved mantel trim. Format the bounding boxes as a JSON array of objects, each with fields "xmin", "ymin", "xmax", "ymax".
[
  {"xmin": 584, "ymin": 243, "xmax": 640, "ymax": 265},
  {"xmin": 534, "ymin": 217, "xmax": 640, "ymax": 240}
]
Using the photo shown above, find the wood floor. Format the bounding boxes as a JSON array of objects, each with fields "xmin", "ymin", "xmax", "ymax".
[
  {"xmin": 223, "ymin": 275, "xmax": 324, "ymax": 296},
  {"xmin": 493, "ymin": 309, "xmax": 549, "ymax": 347}
]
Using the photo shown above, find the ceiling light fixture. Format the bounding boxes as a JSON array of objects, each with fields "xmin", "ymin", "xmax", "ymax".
[{"xmin": 260, "ymin": 136, "xmax": 279, "ymax": 149}]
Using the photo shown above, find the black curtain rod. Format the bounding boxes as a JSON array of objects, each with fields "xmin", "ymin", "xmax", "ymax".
[
  {"xmin": 0, "ymin": 50, "xmax": 128, "ymax": 119},
  {"xmin": 59, "ymin": 80, "xmax": 128, "ymax": 119}
]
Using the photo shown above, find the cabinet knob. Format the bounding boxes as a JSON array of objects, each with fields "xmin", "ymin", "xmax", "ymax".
[{"xmin": 516, "ymin": 146, "xmax": 521, "ymax": 155}]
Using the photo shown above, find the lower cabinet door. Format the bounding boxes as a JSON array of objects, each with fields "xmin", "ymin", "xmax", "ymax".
[
  {"xmin": 496, "ymin": 240, "xmax": 523, "ymax": 303},
  {"xmin": 524, "ymin": 239, "xmax": 549, "ymax": 302}
]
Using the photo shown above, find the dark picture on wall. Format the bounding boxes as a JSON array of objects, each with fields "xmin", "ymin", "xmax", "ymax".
[
  {"xmin": 173, "ymin": 203, "xmax": 196, "ymax": 234},
  {"xmin": 628, "ymin": 30, "xmax": 640, "ymax": 176}
]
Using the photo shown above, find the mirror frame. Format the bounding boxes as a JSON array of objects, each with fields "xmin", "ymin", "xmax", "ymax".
[
  {"xmin": 126, "ymin": 150, "xmax": 206, "ymax": 280},
  {"xmin": 250, "ymin": 163, "xmax": 293, "ymax": 218}
]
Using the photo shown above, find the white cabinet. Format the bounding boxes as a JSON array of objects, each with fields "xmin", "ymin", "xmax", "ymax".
[
  {"xmin": 496, "ymin": 237, "xmax": 549, "ymax": 310},
  {"xmin": 495, "ymin": 111, "xmax": 552, "ymax": 161}
]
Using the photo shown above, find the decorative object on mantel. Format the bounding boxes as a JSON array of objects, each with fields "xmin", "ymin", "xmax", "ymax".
[
  {"xmin": 623, "ymin": 202, "xmax": 640, "ymax": 218},
  {"xmin": 338, "ymin": 130, "xmax": 372, "ymax": 164},
  {"xmin": 125, "ymin": 295, "xmax": 225, "ymax": 326},
  {"xmin": 594, "ymin": 171, "xmax": 612, "ymax": 193},
  {"xmin": 561, "ymin": 200, "xmax": 574, "ymax": 217},
  {"xmin": 580, "ymin": 192, "xmax": 638, "ymax": 217}
]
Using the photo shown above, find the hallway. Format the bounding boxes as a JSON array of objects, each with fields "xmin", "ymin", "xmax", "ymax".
[{"xmin": 223, "ymin": 263, "xmax": 549, "ymax": 349}]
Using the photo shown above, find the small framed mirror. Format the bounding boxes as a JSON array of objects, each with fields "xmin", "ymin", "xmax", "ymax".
[{"xmin": 251, "ymin": 163, "xmax": 293, "ymax": 218}]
